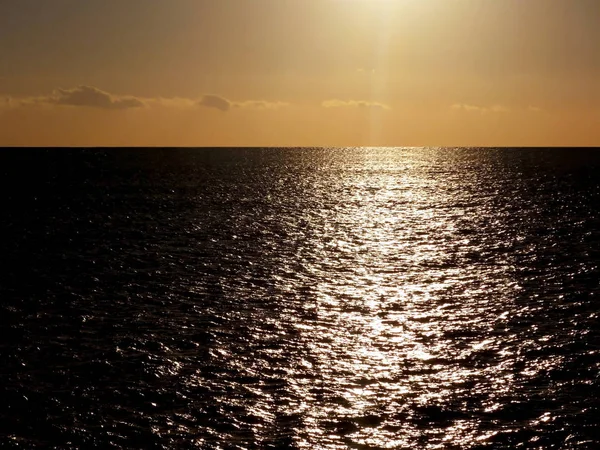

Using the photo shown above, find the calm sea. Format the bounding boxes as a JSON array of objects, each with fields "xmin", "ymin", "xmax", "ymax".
[{"xmin": 1, "ymin": 148, "xmax": 599, "ymax": 449}]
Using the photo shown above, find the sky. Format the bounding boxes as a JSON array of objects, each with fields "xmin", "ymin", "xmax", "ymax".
[{"xmin": 1, "ymin": 0, "xmax": 599, "ymax": 147}]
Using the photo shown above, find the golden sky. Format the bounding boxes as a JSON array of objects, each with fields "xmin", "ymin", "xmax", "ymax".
[{"xmin": 1, "ymin": 0, "xmax": 599, "ymax": 146}]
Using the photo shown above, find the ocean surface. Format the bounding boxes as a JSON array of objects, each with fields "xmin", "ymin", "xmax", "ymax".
[{"xmin": 1, "ymin": 147, "xmax": 600, "ymax": 449}]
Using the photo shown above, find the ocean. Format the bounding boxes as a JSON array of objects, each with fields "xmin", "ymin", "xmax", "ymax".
[{"xmin": 1, "ymin": 147, "xmax": 599, "ymax": 449}]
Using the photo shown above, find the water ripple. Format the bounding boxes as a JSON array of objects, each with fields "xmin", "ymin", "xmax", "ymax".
[{"xmin": 1, "ymin": 148, "xmax": 600, "ymax": 448}]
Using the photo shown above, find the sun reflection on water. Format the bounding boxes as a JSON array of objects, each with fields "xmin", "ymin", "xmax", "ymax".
[{"xmin": 247, "ymin": 148, "xmax": 525, "ymax": 448}]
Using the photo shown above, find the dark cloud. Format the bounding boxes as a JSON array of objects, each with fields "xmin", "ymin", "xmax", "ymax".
[
  {"xmin": 50, "ymin": 85, "xmax": 145, "ymax": 109},
  {"xmin": 198, "ymin": 94, "xmax": 231, "ymax": 112}
]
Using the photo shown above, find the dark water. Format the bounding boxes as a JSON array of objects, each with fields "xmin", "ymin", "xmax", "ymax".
[{"xmin": 1, "ymin": 148, "xmax": 600, "ymax": 449}]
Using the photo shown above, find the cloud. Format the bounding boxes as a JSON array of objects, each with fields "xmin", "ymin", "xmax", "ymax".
[
  {"xmin": 198, "ymin": 94, "xmax": 231, "ymax": 112},
  {"xmin": 452, "ymin": 103, "xmax": 545, "ymax": 114},
  {"xmin": 234, "ymin": 100, "xmax": 289, "ymax": 110},
  {"xmin": 451, "ymin": 104, "xmax": 509, "ymax": 114},
  {"xmin": 47, "ymin": 85, "xmax": 145, "ymax": 109},
  {"xmin": 5, "ymin": 87, "xmax": 288, "ymax": 113},
  {"xmin": 322, "ymin": 99, "xmax": 391, "ymax": 110},
  {"xmin": 198, "ymin": 95, "xmax": 288, "ymax": 112},
  {"xmin": 145, "ymin": 97, "xmax": 198, "ymax": 108}
]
